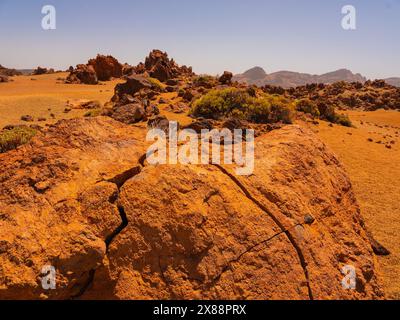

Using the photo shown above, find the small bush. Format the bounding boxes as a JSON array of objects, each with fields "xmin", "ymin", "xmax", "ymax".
[
  {"xmin": 190, "ymin": 88, "xmax": 295, "ymax": 124},
  {"xmin": 147, "ymin": 77, "xmax": 165, "ymax": 91},
  {"xmin": 317, "ymin": 103, "xmax": 353, "ymax": 127},
  {"xmin": 334, "ymin": 113, "xmax": 353, "ymax": 127},
  {"xmin": 193, "ymin": 75, "xmax": 217, "ymax": 89},
  {"xmin": 84, "ymin": 109, "xmax": 103, "ymax": 117},
  {"xmin": 296, "ymin": 99, "xmax": 320, "ymax": 117},
  {"xmin": 318, "ymin": 103, "xmax": 336, "ymax": 122},
  {"xmin": 0, "ymin": 126, "xmax": 37, "ymax": 153}
]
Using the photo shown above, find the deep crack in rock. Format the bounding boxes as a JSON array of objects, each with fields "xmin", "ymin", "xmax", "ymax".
[
  {"xmin": 212, "ymin": 163, "xmax": 314, "ymax": 300},
  {"xmin": 72, "ymin": 156, "xmax": 147, "ymax": 299}
]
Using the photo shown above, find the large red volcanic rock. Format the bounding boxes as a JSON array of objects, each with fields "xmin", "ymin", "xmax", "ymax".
[
  {"xmin": 0, "ymin": 117, "xmax": 384, "ymax": 300},
  {"xmin": 88, "ymin": 55, "xmax": 123, "ymax": 81},
  {"xmin": 135, "ymin": 50, "xmax": 194, "ymax": 82},
  {"xmin": 66, "ymin": 64, "xmax": 98, "ymax": 85}
]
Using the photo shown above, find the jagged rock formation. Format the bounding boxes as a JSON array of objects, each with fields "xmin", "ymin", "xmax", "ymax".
[
  {"xmin": 219, "ymin": 71, "xmax": 233, "ymax": 85},
  {"xmin": 281, "ymin": 80, "xmax": 400, "ymax": 111},
  {"xmin": 0, "ymin": 117, "xmax": 384, "ymax": 300},
  {"xmin": 88, "ymin": 55, "xmax": 123, "ymax": 81},
  {"xmin": 66, "ymin": 55, "xmax": 122, "ymax": 84},
  {"xmin": 135, "ymin": 50, "xmax": 194, "ymax": 82},
  {"xmin": 0, "ymin": 65, "xmax": 22, "ymax": 77},
  {"xmin": 66, "ymin": 64, "xmax": 98, "ymax": 85},
  {"xmin": 107, "ymin": 75, "xmax": 161, "ymax": 124},
  {"xmin": 122, "ymin": 63, "xmax": 135, "ymax": 77},
  {"xmin": 32, "ymin": 67, "xmax": 55, "ymax": 76}
]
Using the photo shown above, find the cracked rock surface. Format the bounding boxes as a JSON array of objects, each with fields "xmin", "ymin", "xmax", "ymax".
[
  {"xmin": 0, "ymin": 117, "xmax": 148, "ymax": 299},
  {"xmin": 0, "ymin": 118, "xmax": 384, "ymax": 299}
]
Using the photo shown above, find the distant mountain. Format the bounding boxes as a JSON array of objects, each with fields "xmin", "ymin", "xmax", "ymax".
[
  {"xmin": 384, "ymin": 77, "xmax": 400, "ymax": 87},
  {"xmin": 241, "ymin": 66, "xmax": 267, "ymax": 81},
  {"xmin": 233, "ymin": 67, "xmax": 368, "ymax": 88}
]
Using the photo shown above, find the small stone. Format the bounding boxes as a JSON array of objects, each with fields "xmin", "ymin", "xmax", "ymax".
[
  {"xmin": 21, "ymin": 115, "xmax": 34, "ymax": 122},
  {"xmin": 304, "ymin": 214, "xmax": 315, "ymax": 225}
]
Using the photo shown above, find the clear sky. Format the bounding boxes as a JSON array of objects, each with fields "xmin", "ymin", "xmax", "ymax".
[{"xmin": 0, "ymin": 0, "xmax": 399, "ymax": 79}]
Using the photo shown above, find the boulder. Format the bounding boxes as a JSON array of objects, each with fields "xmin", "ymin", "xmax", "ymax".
[
  {"xmin": 83, "ymin": 126, "xmax": 383, "ymax": 300},
  {"xmin": 165, "ymin": 102, "xmax": 189, "ymax": 114},
  {"xmin": 183, "ymin": 119, "xmax": 217, "ymax": 133},
  {"xmin": 122, "ymin": 63, "xmax": 135, "ymax": 76},
  {"xmin": 178, "ymin": 88, "xmax": 196, "ymax": 102},
  {"xmin": 112, "ymin": 75, "xmax": 153, "ymax": 103},
  {"xmin": 21, "ymin": 115, "xmax": 34, "ymax": 122},
  {"xmin": 0, "ymin": 65, "xmax": 22, "ymax": 76},
  {"xmin": 0, "ymin": 75, "xmax": 9, "ymax": 83},
  {"xmin": 136, "ymin": 50, "xmax": 194, "ymax": 82},
  {"xmin": 66, "ymin": 64, "xmax": 98, "ymax": 85},
  {"xmin": 0, "ymin": 120, "xmax": 385, "ymax": 300},
  {"xmin": 219, "ymin": 71, "xmax": 233, "ymax": 84},
  {"xmin": 66, "ymin": 100, "xmax": 102, "ymax": 110},
  {"xmin": 147, "ymin": 115, "xmax": 171, "ymax": 133},
  {"xmin": 109, "ymin": 104, "xmax": 147, "ymax": 124},
  {"xmin": 88, "ymin": 55, "xmax": 123, "ymax": 81}
]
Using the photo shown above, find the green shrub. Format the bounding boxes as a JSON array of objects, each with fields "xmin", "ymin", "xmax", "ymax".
[
  {"xmin": 147, "ymin": 77, "xmax": 165, "ymax": 91},
  {"xmin": 0, "ymin": 126, "xmax": 37, "ymax": 153},
  {"xmin": 317, "ymin": 103, "xmax": 352, "ymax": 127},
  {"xmin": 318, "ymin": 103, "xmax": 336, "ymax": 122},
  {"xmin": 193, "ymin": 75, "xmax": 217, "ymax": 89},
  {"xmin": 333, "ymin": 113, "xmax": 353, "ymax": 127},
  {"xmin": 296, "ymin": 99, "xmax": 320, "ymax": 117},
  {"xmin": 190, "ymin": 88, "xmax": 295, "ymax": 124},
  {"xmin": 84, "ymin": 109, "xmax": 103, "ymax": 117}
]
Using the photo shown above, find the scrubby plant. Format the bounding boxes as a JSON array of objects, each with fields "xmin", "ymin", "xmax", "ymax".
[
  {"xmin": 84, "ymin": 109, "xmax": 103, "ymax": 117},
  {"xmin": 333, "ymin": 113, "xmax": 353, "ymax": 127},
  {"xmin": 0, "ymin": 126, "xmax": 37, "ymax": 153},
  {"xmin": 193, "ymin": 75, "xmax": 217, "ymax": 89},
  {"xmin": 317, "ymin": 103, "xmax": 353, "ymax": 127},
  {"xmin": 190, "ymin": 88, "xmax": 295, "ymax": 124},
  {"xmin": 147, "ymin": 77, "xmax": 165, "ymax": 91},
  {"xmin": 296, "ymin": 99, "xmax": 320, "ymax": 117}
]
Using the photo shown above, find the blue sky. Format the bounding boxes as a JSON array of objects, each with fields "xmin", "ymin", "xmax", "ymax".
[{"xmin": 0, "ymin": 0, "xmax": 399, "ymax": 79}]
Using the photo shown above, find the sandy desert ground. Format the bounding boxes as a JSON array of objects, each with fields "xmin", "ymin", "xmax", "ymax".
[
  {"xmin": 314, "ymin": 111, "xmax": 400, "ymax": 299},
  {"xmin": 0, "ymin": 74, "xmax": 399, "ymax": 299},
  {"xmin": 0, "ymin": 73, "xmax": 123, "ymax": 128}
]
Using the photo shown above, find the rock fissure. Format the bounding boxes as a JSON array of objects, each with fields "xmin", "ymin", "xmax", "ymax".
[
  {"xmin": 211, "ymin": 163, "xmax": 314, "ymax": 300},
  {"xmin": 72, "ymin": 158, "xmax": 147, "ymax": 299},
  {"xmin": 209, "ymin": 223, "xmax": 305, "ymax": 288}
]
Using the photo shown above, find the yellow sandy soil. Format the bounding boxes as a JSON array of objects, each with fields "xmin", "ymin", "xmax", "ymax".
[
  {"xmin": 1, "ymin": 74, "xmax": 399, "ymax": 299},
  {"xmin": 0, "ymin": 73, "xmax": 123, "ymax": 128},
  {"xmin": 313, "ymin": 111, "xmax": 400, "ymax": 299}
]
